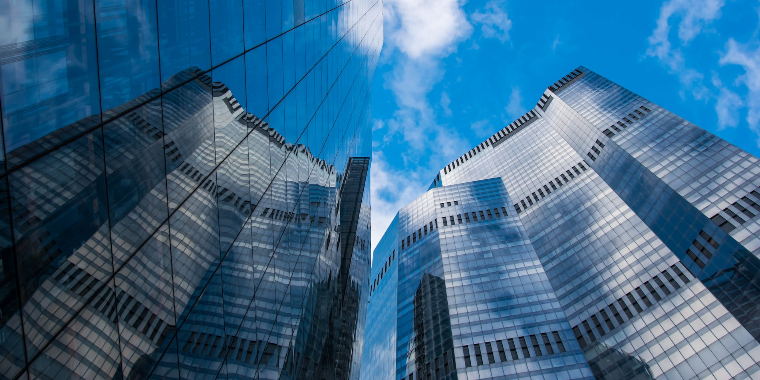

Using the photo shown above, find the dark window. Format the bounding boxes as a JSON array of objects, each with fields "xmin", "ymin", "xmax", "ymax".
[
  {"xmin": 457, "ymin": 214, "xmax": 462, "ymax": 224},
  {"xmin": 549, "ymin": 181, "xmax": 557, "ymax": 190},
  {"xmin": 572, "ymin": 166, "xmax": 581, "ymax": 174},
  {"xmin": 526, "ymin": 197, "xmax": 533, "ymax": 206},
  {"xmin": 699, "ymin": 230, "xmax": 719, "ymax": 248},
  {"xmin": 501, "ymin": 207, "xmax": 508, "ymax": 215},
  {"xmin": 555, "ymin": 177, "xmax": 563, "ymax": 186},
  {"xmin": 479, "ymin": 211, "xmax": 486, "ymax": 219},
  {"xmin": 724, "ymin": 208, "xmax": 746, "ymax": 224},
  {"xmin": 618, "ymin": 298, "xmax": 633, "ymax": 319},
  {"xmin": 519, "ymin": 337, "xmax": 530, "ymax": 358},
  {"xmin": 474, "ymin": 344, "xmax": 483, "ymax": 365},
  {"xmin": 596, "ymin": 140, "xmax": 605, "ymax": 148},
  {"xmin": 507, "ymin": 339, "xmax": 518, "ymax": 359},
  {"xmin": 662, "ymin": 270, "xmax": 680, "ymax": 290},
  {"xmin": 741, "ymin": 196, "xmax": 760, "ymax": 213},
  {"xmin": 463, "ymin": 346, "xmax": 472, "ymax": 367},
  {"xmin": 464, "ymin": 213, "xmax": 470, "ymax": 222},
  {"xmin": 566, "ymin": 170, "xmax": 575, "ymax": 179},
  {"xmin": 520, "ymin": 200, "xmax": 528, "ymax": 209},
  {"xmin": 573, "ymin": 326, "xmax": 586, "ymax": 348},
  {"xmin": 497, "ymin": 340, "xmax": 507, "ymax": 361},
  {"xmin": 672, "ymin": 265, "xmax": 690, "ymax": 284},
  {"xmin": 552, "ymin": 332, "xmax": 566, "ymax": 352},
  {"xmin": 653, "ymin": 276, "xmax": 671, "ymax": 296},
  {"xmin": 635, "ymin": 287, "xmax": 652, "ymax": 308},
  {"xmin": 442, "ymin": 218, "xmax": 448, "ymax": 227},
  {"xmin": 544, "ymin": 185, "xmax": 551, "ymax": 194},
  {"xmin": 591, "ymin": 315, "xmax": 605, "ymax": 337},
  {"xmin": 600, "ymin": 309, "xmax": 615, "ymax": 330},
  {"xmin": 447, "ymin": 202, "xmax": 451, "ymax": 206},
  {"xmin": 560, "ymin": 174, "xmax": 569, "ymax": 182},
  {"xmin": 538, "ymin": 189, "xmax": 545, "ymax": 198},
  {"xmin": 515, "ymin": 204, "xmax": 522, "ymax": 214},
  {"xmin": 412, "ymin": 232, "xmax": 416, "ymax": 243},
  {"xmin": 485, "ymin": 342, "xmax": 495, "ymax": 363},
  {"xmin": 644, "ymin": 281, "xmax": 662, "ymax": 301},
  {"xmin": 494, "ymin": 208, "xmax": 501, "ymax": 217},
  {"xmin": 440, "ymin": 203, "xmax": 444, "ymax": 208},
  {"xmin": 591, "ymin": 146, "xmax": 601, "ymax": 155},
  {"xmin": 424, "ymin": 225, "xmax": 428, "ymax": 234},
  {"xmin": 603, "ymin": 129, "xmax": 615, "ymax": 137},
  {"xmin": 578, "ymin": 162, "xmax": 587, "ymax": 170},
  {"xmin": 541, "ymin": 333, "xmax": 554, "ymax": 355},
  {"xmin": 609, "ymin": 303, "xmax": 625, "ymax": 324},
  {"xmin": 733, "ymin": 202, "xmax": 756, "ymax": 219},
  {"xmin": 530, "ymin": 335, "xmax": 542, "ymax": 356},
  {"xmin": 486, "ymin": 210, "xmax": 493, "ymax": 219},
  {"xmin": 454, "ymin": 201, "xmax": 459, "ymax": 205},
  {"xmin": 583, "ymin": 320, "xmax": 596, "ymax": 342},
  {"xmin": 627, "ymin": 293, "xmax": 643, "ymax": 313},
  {"xmin": 472, "ymin": 212, "xmax": 478, "ymax": 221},
  {"xmin": 449, "ymin": 216, "xmax": 455, "ymax": 225},
  {"xmin": 686, "ymin": 249, "xmax": 705, "ymax": 268}
]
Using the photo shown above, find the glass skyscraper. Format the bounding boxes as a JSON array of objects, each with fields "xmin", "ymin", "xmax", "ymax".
[
  {"xmin": 0, "ymin": 0, "xmax": 380, "ymax": 379},
  {"xmin": 362, "ymin": 67, "xmax": 760, "ymax": 380}
]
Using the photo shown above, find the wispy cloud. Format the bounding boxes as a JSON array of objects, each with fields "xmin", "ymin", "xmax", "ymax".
[
  {"xmin": 646, "ymin": 0, "xmax": 724, "ymax": 100},
  {"xmin": 471, "ymin": 1, "xmax": 513, "ymax": 43},
  {"xmin": 505, "ymin": 86, "xmax": 524, "ymax": 120},
  {"xmin": 720, "ymin": 38, "xmax": 760, "ymax": 145},
  {"xmin": 372, "ymin": 0, "xmax": 475, "ymax": 252}
]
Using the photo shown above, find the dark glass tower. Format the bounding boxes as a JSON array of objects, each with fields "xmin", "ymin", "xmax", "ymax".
[
  {"xmin": 362, "ymin": 67, "xmax": 760, "ymax": 380},
  {"xmin": 0, "ymin": 1, "xmax": 380, "ymax": 379}
]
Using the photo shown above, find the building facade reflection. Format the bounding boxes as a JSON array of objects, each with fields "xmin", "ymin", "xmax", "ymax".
[
  {"xmin": 0, "ymin": 0, "xmax": 381, "ymax": 379},
  {"xmin": 362, "ymin": 67, "xmax": 760, "ymax": 380}
]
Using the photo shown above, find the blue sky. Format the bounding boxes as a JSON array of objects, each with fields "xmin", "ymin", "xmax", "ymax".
[{"xmin": 369, "ymin": 0, "xmax": 760, "ymax": 252}]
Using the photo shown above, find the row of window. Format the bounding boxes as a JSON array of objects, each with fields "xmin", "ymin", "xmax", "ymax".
[
  {"xmin": 439, "ymin": 207, "xmax": 510, "ymax": 228},
  {"xmin": 547, "ymin": 68, "xmax": 584, "ymax": 93},
  {"xmin": 572, "ymin": 263, "xmax": 692, "ymax": 349},
  {"xmin": 599, "ymin": 105, "xmax": 652, "ymax": 140},
  {"xmin": 513, "ymin": 161, "xmax": 589, "ymax": 214},
  {"xmin": 370, "ymin": 249, "xmax": 396, "ymax": 297},
  {"xmin": 685, "ymin": 230, "xmax": 721, "ymax": 269},
  {"xmin": 462, "ymin": 330, "xmax": 568, "ymax": 368},
  {"xmin": 400, "ymin": 347, "xmax": 457, "ymax": 380},
  {"xmin": 537, "ymin": 93, "xmax": 553, "ymax": 111},
  {"xmin": 439, "ymin": 201, "xmax": 459, "ymax": 208},
  {"xmin": 54, "ymin": 261, "xmax": 173, "ymax": 346},
  {"xmin": 181, "ymin": 332, "xmax": 280, "ymax": 366},
  {"xmin": 442, "ymin": 110, "xmax": 538, "ymax": 175},
  {"xmin": 710, "ymin": 187, "xmax": 760, "ymax": 234}
]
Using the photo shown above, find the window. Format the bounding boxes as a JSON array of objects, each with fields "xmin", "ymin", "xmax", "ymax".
[
  {"xmin": 543, "ymin": 185, "xmax": 551, "ymax": 194},
  {"xmin": 644, "ymin": 281, "xmax": 661, "ymax": 301},
  {"xmin": 412, "ymin": 232, "xmax": 416, "ymax": 243},
  {"xmin": 486, "ymin": 210, "xmax": 493, "ymax": 219},
  {"xmin": 618, "ymin": 298, "xmax": 633, "ymax": 319},
  {"xmin": 485, "ymin": 342, "xmax": 495, "ymax": 363},
  {"xmin": 472, "ymin": 212, "xmax": 478, "ymax": 221},
  {"xmin": 555, "ymin": 177, "xmax": 563, "ymax": 186},
  {"xmin": 733, "ymin": 202, "xmax": 756, "ymax": 219},
  {"xmin": 464, "ymin": 213, "xmax": 470, "ymax": 222},
  {"xmin": 493, "ymin": 208, "xmax": 501, "ymax": 217},
  {"xmin": 600, "ymin": 309, "xmax": 615, "ymax": 330},
  {"xmin": 474, "ymin": 344, "xmax": 483, "ymax": 365},
  {"xmin": 583, "ymin": 320, "xmax": 596, "ymax": 342},
  {"xmin": 653, "ymin": 276, "xmax": 670, "ymax": 296},
  {"xmin": 541, "ymin": 333, "xmax": 554, "ymax": 355},
  {"xmin": 672, "ymin": 265, "xmax": 689, "ymax": 283},
  {"xmin": 457, "ymin": 214, "xmax": 462, "ymax": 224},
  {"xmin": 635, "ymin": 287, "xmax": 652, "ymax": 307},
  {"xmin": 526, "ymin": 197, "xmax": 533, "ymax": 206},
  {"xmin": 611, "ymin": 124, "xmax": 621, "ymax": 132},
  {"xmin": 447, "ymin": 202, "xmax": 451, "ymax": 206},
  {"xmin": 515, "ymin": 204, "xmax": 521, "ymax": 213},
  {"xmin": 626, "ymin": 293, "xmax": 643, "ymax": 313},
  {"xmin": 454, "ymin": 201, "xmax": 459, "ymax": 205},
  {"xmin": 699, "ymin": 230, "xmax": 719, "ymax": 248},
  {"xmin": 608, "ymin": 303, "xmax": 624, "ymax": 324},
  {"xmin": 520, "ymin": 200, "xmax": 527, "ymax": 209},
  {"xmin": 560, "ymin": 174, "xmax": 569, "ymax": 182},
  {"xmin": 497, "ymin": 341, "xmax": 507, "ymax": 361},
  {"xmin": 572, "ymin": 166, "xmax": 581, "ymax": 174},
  {"xmin": 463, "ymin": 346, "xmax": 472, "ymax": 367},
  {"xmin": 440, "ymin": 203, "xmax": 444, "ymax": 208},
  {"xmin": 532, "ymin": 193, "xmax": 539, "ymax": 202},
  {"xmin": 442, "ymin": 217, "xmax": 447, "ymax": 226},
  {"xmin": 711, "ymin": 214, "xmax": 736, "ymax": 233},
  {"xmin": 508, "ymin": 339, "xmax": 518, "ymax": 359},
  {"xmin": 501, "ymin": 207, "xmax": 508, "ymax": 215},
  {"xmin": 578, "ymin": 162, "xmax": 587, "ymax": 171},
  {"xmin": 573, "ymin": 326, "xmax": 586, "ymax": 348},
  {"xmin": 552, "ymin": 332, "xmax": 566, "ymax": 352},
  {"xmin": 424, "ymin": 225, "xmax": 427, "ymax": 234},
  {"xmin": 530, "ymin": 335, "xmax": 542, "ymax": 356},
  {"xmin": 538, "ymin": 189, "xmax": 545, "ymax": 198},
  {"xmin": 549, "ymin": 181, "xmax": 557, "ymax": 190},
  {"xmin": 686, "ymin": 249, "xmax": 705, "ymax": 268},
  {"xmin": 662, "ymin": 270, "xmax": 680, "ymax": 290},
  {"xmin": 518, "ymin": 337, "xmax": 530, "ymax": 358},
  {"xmin": 603, "ymin": 129, "xmax": 615, "ymax": 138},
  {"xmin": 479, "ymin": 211, "xmax": 486, "ymax": 219}
]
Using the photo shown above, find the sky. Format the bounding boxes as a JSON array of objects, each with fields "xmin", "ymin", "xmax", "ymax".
[{"xmin": 369, "ymin": 0, "xmax": 760, "ymax": 254}]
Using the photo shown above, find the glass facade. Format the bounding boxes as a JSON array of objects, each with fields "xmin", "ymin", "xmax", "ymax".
[
  {"xmin": 362, "ymin": 67, "xmax": 760, "ymax": 380},
  {"xmin": 0, "ymin": 0, "xmax": 381, "ymax": 378}
]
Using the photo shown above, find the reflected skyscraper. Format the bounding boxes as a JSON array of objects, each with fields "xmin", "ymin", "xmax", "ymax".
[
  {"xmin": 362, "ymin": 67, "xmax": 760, "ymax": 380},
  {"xmin": 0, "ymin": 0, "xmax": 381, "ymax": 379}
]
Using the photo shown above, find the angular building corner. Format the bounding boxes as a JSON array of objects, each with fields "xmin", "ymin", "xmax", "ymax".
[
  {"xmin": 0, "ymin": 0, "xmax": 381, "ymax": 379},
  {"xmin": 362, "ymin": 66, "xmax": 760, "ymax": 380}
]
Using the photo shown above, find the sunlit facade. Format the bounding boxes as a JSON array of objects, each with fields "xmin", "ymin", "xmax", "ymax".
[
  {"xmin": 362, "ymin": 67, "xmax": 760, "ymax": 380},
  {"xmin": 0, "ymin": 0, "xmax": 381, "ymax": 379}
]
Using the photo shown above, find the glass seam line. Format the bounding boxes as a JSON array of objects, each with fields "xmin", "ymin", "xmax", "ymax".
[
  {"xmin": 0, "ymin": 0, "xmax": 367, "ymax": 177},
  {"xmin": 8, "ymin": 4, "xmax": 381, "ymax": 378}
]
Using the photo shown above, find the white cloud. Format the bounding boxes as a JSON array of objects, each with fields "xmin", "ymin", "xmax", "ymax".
[
  {"xmin": 646, "ymin": 0, "xmax": 724, "ymax": 100},
  {"xmin": 714, "ymin": 87, "xmax": 743, "ymax": 129},
  {"xmin": 470, "ymin": 119, "xmax": 491, "ymax": 137},
  {"xmin": 551, "ymin": 35, "xmax": 561, "ymax": 52},
  {"xmin": 440, "ymin": 92, "xmax": 453, "ymax": 117},
  {"xmin": 383, "ymin": 0, "xmax": 472, "ymax": 59},
  {"xmin": 505, "ymin": 86, "xmax": 524, "ymax": 120},
  {"xmin": 372, "ymin": 0, "xmax": 475, "ymax": 252},
  {"xmin": 720, "ymin": 38, "xmax": 760, "ymax": 145},
  {"xmin": 470, "ymin": 1, "xmax": 512, "ymax": 43}
]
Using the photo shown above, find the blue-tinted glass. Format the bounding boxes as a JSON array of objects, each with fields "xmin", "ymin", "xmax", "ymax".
[
  {"xmin": 157, "ymin": 0, "xmax": 211, "ymax": 85},
  {"xmin": 265, "ymin": 0, "xmax": 281, "ymax": 39},
  {"xmin": 95, "ymin": 0, "xmax": 160, "ymax": 113},
  {"xmin": 209, "ymin": 0, "xmax": 244, "ymax": 66},
  {"xmin": 10, "ymin": 130, "xmax": 111, "ymax": 359},
  {"xmin": 243, "ymin": 0, "xmax": 266, "ymax": 49},
  {"xmin": 104, "ymin": 98, "xmax": 168, "ymax": 265},
  {"xmin": 282, "ymin": 0, "xmax": 294, "ymax": 31},
  {"xmin": 0, "ymin": 177, "xmax": 25, "ymax": 379},
  {"xmin": 212, "ymin": 55, "xmax": 247, "ymax": 163},
  {"xmin": 266, "ymin": 37, "xmax": 284, "ymax": 112},
  {"xmin": 282, "ymin": 32, "xmax": 296, "ymax": 94},
  {"xmin": 245, "ymin": 46, "xmax": 268, "ymax": 118},
  {"xmin": 0, "ymin": 0, "xmax": 101, "ymax": 159},
  {"xmin": 215, "ymin": 141, "xmax": 250, "ymax": 255}
]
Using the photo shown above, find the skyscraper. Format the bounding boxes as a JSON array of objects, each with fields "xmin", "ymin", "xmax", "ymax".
[
  {"xmin": 0, "ymin": 1, "xmax": 380, "ymax": 379},
  {"xmin": 362, "ymin": 66, "xmax": 760, "ymax": 380}
]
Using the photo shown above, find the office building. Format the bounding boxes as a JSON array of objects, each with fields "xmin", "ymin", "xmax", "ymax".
[
  {"xmin": 362, "ymin": 67, "xmax": 760, "ymax": 380},
  {"xmin": 0, "ymin": 0, "xmax": 381, "ymax": 379}
]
